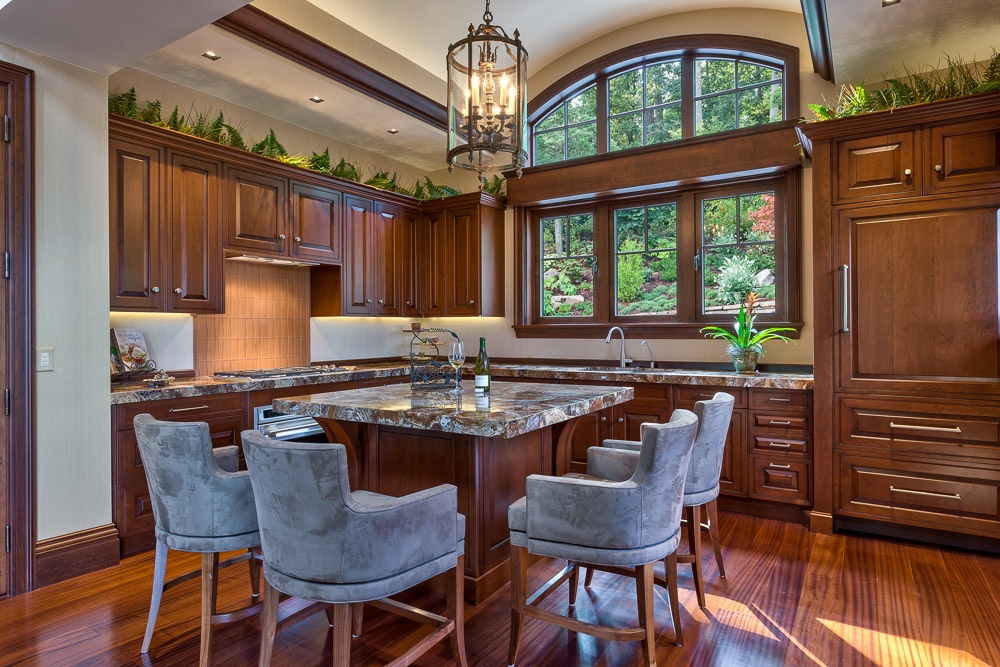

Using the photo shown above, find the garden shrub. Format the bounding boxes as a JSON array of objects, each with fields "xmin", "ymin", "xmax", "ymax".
[
  {"xmin": 617, "ymin": 239, "xmax": 646, "ymax": 302},
  {"xmin": 717, "ymin": 254, "xmax": 759, "ymax": 304}
]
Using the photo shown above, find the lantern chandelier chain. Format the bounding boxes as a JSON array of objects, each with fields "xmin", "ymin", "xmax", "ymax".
[{"xmin": 445, "ymin": 0, "xmax": 528, "ymax": 180}]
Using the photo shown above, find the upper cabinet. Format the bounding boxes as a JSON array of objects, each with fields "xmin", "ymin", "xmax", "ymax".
[
  {"xmin": 168, "ymin": 152, "xmax": 223, "ymax": 313},
  {"xmin": 290, "ymin": 182, "xmax": 342, "ymax": 263},
  {"xmin": 224, "ymin": 167, "xmax": 288, "ymax": 254}
]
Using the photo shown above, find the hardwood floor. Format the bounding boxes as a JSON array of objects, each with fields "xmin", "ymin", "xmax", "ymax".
[{"xmin": 2, "ymin": 512, "xmax": 999, "ymax": 666}]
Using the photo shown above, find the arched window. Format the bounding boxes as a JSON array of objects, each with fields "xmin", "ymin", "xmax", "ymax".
[{"xmin": 529, "ymin": 36, "xmax": 797, "ymax": 165}]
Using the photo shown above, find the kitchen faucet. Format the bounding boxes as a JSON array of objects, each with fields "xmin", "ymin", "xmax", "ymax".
[
  {"xmin": 605, "ymin": 326, "xmax": 629, "ymax": 368},
  {"xmin": 640, "ymin": 340, "xmax": 656, "ymax": 369}
]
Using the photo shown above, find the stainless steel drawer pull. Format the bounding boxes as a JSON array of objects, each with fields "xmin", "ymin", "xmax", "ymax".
[
  {"xmin": 889, "ymin": 422, "xmax": 962, "ymax": 433},
  {"xmin": 768, "ymin": 442, "xmax": 792, "ymax": 448},
  {"xmin": 889, "ymin": 486, "xmax": 961, "ymax": 500},
  {"xmin": 768, "ymin": 463, "xmax": 792, "ymax": 469},
  {"xmin": 768, "ymin": 397, "xmax": 792, "ymax": 402},
  {"xmin": 168, "ymin": 405, "xmax": 209, "ymax": 413},
  {"xmin": 699, "ymin": 393, "xmax": 714, "ymax": 398},
  {"xmin": 769, "ymin": 420, "xmax": 792, "ymax": 425},
  {"xmin": 841, "ymin": 264, "xmax": 850, "ymax": 333}
]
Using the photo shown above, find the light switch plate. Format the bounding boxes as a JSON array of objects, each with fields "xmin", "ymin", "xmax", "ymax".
[{"xmin": 36, "ymin": 346, "xmax": 54, "ymax": 372}]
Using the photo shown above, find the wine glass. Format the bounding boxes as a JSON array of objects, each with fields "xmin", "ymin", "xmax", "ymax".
[{"xmin": 448, "ymin": 341, "xmax": 465, "ymax": 392}]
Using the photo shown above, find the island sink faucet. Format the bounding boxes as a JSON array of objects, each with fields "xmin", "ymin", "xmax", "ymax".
[{"xmin": 605, "ymin": 326, "xmax": 630, "ymax": 368}]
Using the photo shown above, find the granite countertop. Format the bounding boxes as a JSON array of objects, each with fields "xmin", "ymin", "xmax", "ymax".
[
  {"xmin": 274, "ymin": 381, "xmax": 635, "ymax": 439},
  {"xmin": 110, "ymin": 361, "xmax": 813, "ymax": 404},
  {"xmin": 109, "ymin": 362, "xmax": 408, "ymax": 405}
]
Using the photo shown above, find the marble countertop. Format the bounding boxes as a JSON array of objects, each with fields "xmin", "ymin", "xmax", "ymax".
[
  {"xmin": 110, "ymin": 361, "xmax": 812, "ymax": 404},
  {"xmin": 274, "ymin": 381, "xmax": 635, "ymax": 439},
  {"xmin": 109, "ymin": 363, "xmax": 408, "ymax": 405}
]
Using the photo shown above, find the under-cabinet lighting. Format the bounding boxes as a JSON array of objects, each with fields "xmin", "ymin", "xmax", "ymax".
[
  {"xmin": 881, "ymin": 0, "xmax": 901, "ymax": 6},
  {"xmin": 387, "ymin": 128, "xmax": 400, "ymax": 134},
  {"xmin": 226, "ymin": 255, "xmax": 319, "ymax": 268},
  {"xmin": 202, "ymin": 51, "xmax": 222, "ymax": 61},
  {"xmin": 308, "ymin": 96, "xmax": 325, "ymax": 103}
]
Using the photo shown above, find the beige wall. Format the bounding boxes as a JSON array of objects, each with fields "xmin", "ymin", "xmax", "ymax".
[{"xmin": 0, "ymin": 42, "xmax": 111, "ymax": 541}]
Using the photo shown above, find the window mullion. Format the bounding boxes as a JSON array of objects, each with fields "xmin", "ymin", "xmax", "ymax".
[
  {"xmin": 676, "ymin": 192, "xmax": 697, "ymax": 322},
  {"xmin": 594, "ymin": 203, "xmax": 612, "ymax": 321},
  {"xmin": 596, "ymin": 76, "xmax": 609, "ymax": 154},
  {"xmin": 681, "ymin": 55, "xmax": 695, "ymax": 139}
]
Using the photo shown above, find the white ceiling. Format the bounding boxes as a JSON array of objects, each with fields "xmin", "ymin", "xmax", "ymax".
[
  {"xmin": 131, "ymin": 26, "xmax": 447, "ymax": 172},
  {"xmin": 827, "ymin": 0, "xmax": 1000, "ymax": 84},
  {"xmin": 304, "ymin": 0, "xmax": 802, "ymax": 80},
  {"xmin": 0, "ymin": 0, "xmax": 249, "ymax": 74}
]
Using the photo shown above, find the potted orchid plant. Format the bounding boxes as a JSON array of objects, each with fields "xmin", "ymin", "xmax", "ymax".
[{"xmin": 700, "ymin": 292, "xmax": 795, "ymax": 373}]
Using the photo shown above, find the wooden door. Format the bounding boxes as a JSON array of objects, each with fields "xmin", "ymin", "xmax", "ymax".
[
  {"xmin": 0, "ymin": 78, "xmax": 6, "ymax": 597},
  {"xmin": 224, "ymin": 166, "xmax": 288, "ymax": 254},
  {"xmin": 290, "ymin": 182, "xmax": 341, "ymax": 263},
  {"xmin": 373, "ymin": 202, "xmax": 402, "ymax": 316},
  {"xmin": 446, "ymin": 206, "xmax": 481, "ymax": 315},
  {"xmin": 557, "ymin": 408, "xmax": 611, "ymax": 475},
  {"xmin": 424, "ymin": 210, "xmax": 447, "ymax": 316},
  {"xmin": 109, "ymin": 137, "xmax": 163, "ymax": 310},
  {"xmin": 167, "ymin": 151, "xmax": 222, "ymax": 313},
  {"xmin": 343, "ymin": 195, "xmax": 374, "ymax": 315},
  {"xmin": 837, "ymin": 194, "xmax": 1000, "ymax": 395},
  {"xmin": 401, "ymin": 209, "xmax": 423, "ymax": 316},
  {"xmin": 925, "ymin": 116, "xmax": 1000, "ymax": 195},
  {"xmin": 719, "ymin": 411, "xmax": 747, "ymax": 497},
  {"xmin": 612, "ymin": 396, "xmax": 671, "ymax": 441}
]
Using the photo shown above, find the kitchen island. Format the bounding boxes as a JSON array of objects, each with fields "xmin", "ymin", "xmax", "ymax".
[{"xmin": 274, "ymin": 381, "xmax": 634, "ymax": 603}]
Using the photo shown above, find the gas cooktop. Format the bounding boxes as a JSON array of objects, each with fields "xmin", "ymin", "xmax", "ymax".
[{"xmin": 214, "ymin": 365, "xmax": 346, "ymax": 380}]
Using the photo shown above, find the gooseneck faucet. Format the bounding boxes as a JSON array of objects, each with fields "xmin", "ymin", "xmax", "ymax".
[
  {"xmin": 605, "ymin": 326, "xmax": 627, "ymax": 368},
  {"xmin": 640, "ymin": 340, "xmax": 656, "ymax": 369}
]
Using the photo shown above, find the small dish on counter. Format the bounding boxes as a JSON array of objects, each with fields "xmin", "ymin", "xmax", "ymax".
[{"xmin": 142, "ymin": 370, "xmax": 175, "ymax": 388}]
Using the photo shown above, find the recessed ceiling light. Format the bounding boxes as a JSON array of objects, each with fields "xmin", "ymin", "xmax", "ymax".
[
  {"xmin": 387, "ymin": 128, "xmax": 400, "ymax": 135},
  {"xmin": 308, "ymin": 96, "xmax": 325, "ymax": 103},
  {"xmin": 881, "ymin": 0, "xmax": 901, "ymax": 6},
  {"xmin": 202, "ymin": 51, "xmax": 221, "ymax": 61}
]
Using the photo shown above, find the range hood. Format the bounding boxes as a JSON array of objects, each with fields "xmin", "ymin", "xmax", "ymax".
[{"xmin": 226, "ymin": 254, "xmax": 320, "ymax": 268}]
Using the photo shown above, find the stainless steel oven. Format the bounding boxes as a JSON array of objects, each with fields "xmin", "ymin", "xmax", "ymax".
[{"xmin": 253, "ymin": 405, "xmax": 328, "ymax": 443}]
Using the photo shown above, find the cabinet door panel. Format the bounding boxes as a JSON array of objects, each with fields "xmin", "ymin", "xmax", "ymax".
[
  {"xmin": 168, "ymin": 152, "xmax": 222, "ymax": 313},
  {"xmin": 926, "ymin": 116, "xmax": 1000, "ymax": 194},
  {"xmin": 401, "ymin": 210, "xmax": 423, "ymax": 316},
  {"xmin": 224, "ymin": 167, "xmax": 287, "ymax": 254},
  {"xmin": 291, "ymin": 182, "xmax": 341, "ymax": 263},
  {"xmin": 109, "ymin": 138, "xmax": 163, "ymax": 310},
  {"xmin": 835, "ymin": 132, "xmax": 918, "ymax": 202},
  {"xmin": 374, "ymin": 203, "xmax": 402, "ymax": 316},
  {"xmin": 720, "ymin": 411, "xmax": 747, "ymax": 497},
  {"xmin": 613, "ymin": 397, "xmax": 670, "ymax": 441},
  {"xmin": 424, "ymin": 211, "xmax": 447, "ymax": 316},
  {"xmin": 557, "ymin": 410, "xmax": 609, "ymax": 475},
  {"xmin": 837, "ymin": 195, "xmax": 1000, "ymax": 394},
  {"xmin": 447, "ymin": 206, "xmax": 480, "ymax": 316},
  {"xmin": 343, "ymin": 195, "xmax": 374, "ymax": 314}
]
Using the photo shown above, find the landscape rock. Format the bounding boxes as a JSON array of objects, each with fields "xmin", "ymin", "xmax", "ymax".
[
  {"xmin": 550, "ymin": 295, "xmax": 585, "ymax": 307},
  {"xmin": 755, "ymin": 269, "xmax": 775, "ymax": 286},
  {"xmin": 543, "ymin": 268, "xmax": 560, "ymax": 278}
]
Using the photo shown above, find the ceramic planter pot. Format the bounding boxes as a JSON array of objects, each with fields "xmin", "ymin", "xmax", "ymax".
[{"xmin": 728, "ymin": 347, "xmax": 761, "ymax": 373}]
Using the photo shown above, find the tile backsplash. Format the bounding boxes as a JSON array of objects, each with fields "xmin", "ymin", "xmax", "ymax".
[{"xmin": 193, "ymin": 261, "xmax": 310, "ymax": 375}]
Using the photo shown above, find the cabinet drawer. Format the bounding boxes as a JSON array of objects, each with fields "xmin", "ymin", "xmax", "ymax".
[
  {"xmin": 838, "ymin": 395, "xmax": 1000, "ymax": 459},
  {"xmin": 752, "ymin": 435, "xmax": 811, "ymax": 456},
  {"xmin": 118, "ymin": 393, "xmax": 246, "ymax": 428},
  {"xmin": 753, "ymin": 413, "xmax": 810, "ymax": 432},
  {"xmin": 121, "ymin": 484, "xmax": 155, "ymax": 536},
  {"xmin": 837, "ymin": 454, "xmax": 1000, "ymax": 535},
  {"xmin": 119, "ymin": 414, "xmax": 247, "ymax": 483},
  {"xmin": 925, "ymin": 116, "xmax": 1000, "ymax": 195},
  {"xmin": 835, "ymin": 131, "xmax": 918, "ymax": 202},
  {"xmin": 750, "ymin": 457, "xmax": 811, "ymax": 505},
  {"xmin": 750, "ymin": 389, "xmax": 811, "ymax": 411},
  {"xmin": 673, "ymin": 385, "xmax": 744, "ymax": 408}
]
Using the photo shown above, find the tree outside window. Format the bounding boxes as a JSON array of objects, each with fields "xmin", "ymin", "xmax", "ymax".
[
  {"xmin": 534, "ymin": 87, "xmax": 597, "ymax": 165},
  {"xmin": 540, "ymin": 213, "xmax": 596, "ymax": 317}
]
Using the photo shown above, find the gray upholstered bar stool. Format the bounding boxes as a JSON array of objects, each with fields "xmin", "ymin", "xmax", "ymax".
[
  {"xmin": 133, "ymin": 414, "xmax": 262, "ymax": 667},
  {"xmin": 587, "ymin": 392, "xmax": 736, "ymax": 609},
  {"xmin": 507, "ymin": 410, "xmax": 698, "ymax": 666},
  {"xmin": 241, "ymin": 431, "xmax": 468, "ymax": 667}
]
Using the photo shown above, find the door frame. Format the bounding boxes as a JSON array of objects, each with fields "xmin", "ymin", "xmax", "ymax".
[{"xmin": 0, "ymin": 60, "xmax": 36, "ymax": 596}]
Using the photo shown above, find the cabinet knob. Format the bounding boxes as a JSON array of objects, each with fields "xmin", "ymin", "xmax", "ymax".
[
  {"xmin": 468, "ymin": 299, "xmax": 475, "ymax": 305},
  {"xmin": 903, "ymin": 168, "xmax": 912, "ymax": 176},
  {"xmin": 174, "ymin": 288, "xmax": 182, "ymax": 294},
  {"xmin": 378, "ymin": 299, "xmax": 384, "ymax": 304},
  {"xmin": 294, "ymin": 236, "xmax": 301, "ymax": 242},
  {"xmin": 151, "ymin": 286, "xmax": 160, "ymax": 293},
  {"xmin": 600, "ymin": 416, "xmax": 607, "ymax": 422},
  {"xmin": 618, "ymin": 417, "xmax": 624, "ymax": 423},
  {"xmin": 934, "ymin": 164, "xmax": 943, "ymax": 173},
  {"xmin": 278, "ymin": 234, "xmax": 286, "ymax": 240},
  {"xmin": 406, "ymin": 301, "xmax": 412, "ymax": 306},
  {"xmin": 366, "ymin": 299, "xmax": 372, "ymax": 304}
]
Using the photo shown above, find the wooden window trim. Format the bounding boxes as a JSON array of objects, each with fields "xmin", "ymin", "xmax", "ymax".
[{"xmin": 514, "ymin": 171, "xmax": 802, "ymax": 339}]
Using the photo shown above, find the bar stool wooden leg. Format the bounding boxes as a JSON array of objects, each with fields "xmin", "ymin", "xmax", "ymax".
[
  {"xmin": 583, "ymin": 566, "xmax": 595, "ymax": 588},
  {"xmin": 665, "ymin": 552, "xmax": 683, "ymax": 646},
  {"xmin": 258, "ymin": 579, "xmax": 279, "ymax": 667},
  {"xmin": 687, "ymin": 505, "xmax": 706, "ymax": 608},
  {"xmin": 706, "ymin": 498, "xmax": 725, "ymax": 578},
  {"xmin": 635, "ymin": 562, "xmax": 656, "ymax": 667},
  {"xmin": 325, "ymin": 605, "xmax": 336, "ymax": 628},
  {"xmin": 350, "ymin": 603, "xmax": 364, "ymax": 638},
  {"xmin": 447, "ymin": 555, "xmax": 469, "ymax": 667},
  {"xmin": 141, "ymin": 541, "xmax": 168, "ymax": 654},
  {"xmin": 508, "ymin": 545, "xmax": 527, "ymax": 666},
  {"xmin": 568, "ymin": 563, "xmax": 580, "ymax": 606},
  {"xmin": 331, "ymin": 604, "xmax": 352, "ymax": 667},
  {"xmin": 249, "ymin": 547, "xmax": 261, "ymax": 598},
  {"xmin": 200, "ymin": 552, "xmax": 220, "ymax": 667}
]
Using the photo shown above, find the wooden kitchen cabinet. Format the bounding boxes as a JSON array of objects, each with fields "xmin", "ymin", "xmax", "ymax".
[
  {"xmin": 342, "ymin": 195, "xmax": 374, "ymax": 314},
  {"xmin": 400, "ymin": 208, "xmax": 423, "ymax": 317},
  {"xmin": 109, "ymin": 136, "xmax": 164, "ymax": 310},
  {"xmin": 224, "ymin": 166, "xmax": 288, "ymax": 254},
  {"xmin": 373, "ymin": 202, "xmax": 403, "ymax": 316},
  {"xmin": 290, "ymin": 181, "xmax": 342, "ymax": 263},
  {"xmin": 167, "ymin": 151, "xmax": 223, "ymax": 313},
  {"xmin": 925, "ymin": 114, "xmax": 1000, "ymax": 195}
]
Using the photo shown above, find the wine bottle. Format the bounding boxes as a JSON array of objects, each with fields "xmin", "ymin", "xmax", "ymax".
[{"xmin": 474, "ymin": 337, "xmax": 490, "ymax": 393}]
